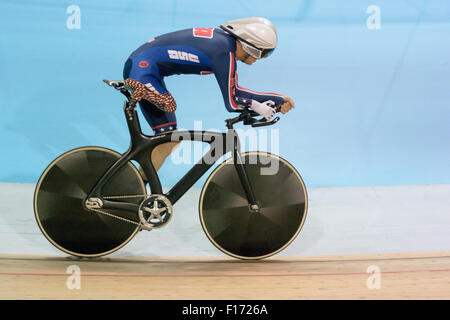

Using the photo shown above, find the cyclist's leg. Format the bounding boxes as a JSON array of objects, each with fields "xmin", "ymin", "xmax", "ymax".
[
  {"xmin": 139, "ymin": 99, "xmax": 180, "ymax": 173},
  {"xmin": 123, "ymin": 59, "xmax": 180, "ymax": 176},
  {"xmin": 146, "ymin": 78, "xmax": 180, "ymax": 172},
  {"xmin": 123, "ymin": 58, "xmax": 177, "ymax": 112}
]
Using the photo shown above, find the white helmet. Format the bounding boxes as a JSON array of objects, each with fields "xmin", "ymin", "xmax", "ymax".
[{"xmin": 220, "ymin": 17, "xmax": 277, "ymax": 59}]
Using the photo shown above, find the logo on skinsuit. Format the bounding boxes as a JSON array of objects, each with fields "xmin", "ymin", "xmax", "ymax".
[
  {"xmin": 139, "ymin": 61, "xmax": 149, "ymax": 68},
  {"xmin": 193, "ymin": 28, "xmax": 214, "ymax": 38},
  {"xmin": 167, "ymin": 50, "xmax": 200, "ymax": 63},
  {"xmin": 145, "ymin": 83, "xmax": 159, "ymax": 94}
]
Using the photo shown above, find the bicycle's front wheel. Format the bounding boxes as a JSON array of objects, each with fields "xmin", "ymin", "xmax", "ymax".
[
  {"xmin": 199, "ymin": 152, "xmax": 308, "ymax": 260},
  {"xmin": 34, "ymin": 146, "xmax": 146, "ymax": 257}
]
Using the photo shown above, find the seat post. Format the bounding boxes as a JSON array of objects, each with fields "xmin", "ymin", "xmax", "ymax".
[{"xmin": 123, "ymin": 99, "xmax": 144, "ymax": 145}]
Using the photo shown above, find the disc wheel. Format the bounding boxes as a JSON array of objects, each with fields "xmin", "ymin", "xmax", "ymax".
[
  {"xmin": 34, "ymin": 146, "xmax": 146, "ymax": 257},
  {"xmin": 199, "ymin": 152, "xmax": 308, "ymax": 260}
]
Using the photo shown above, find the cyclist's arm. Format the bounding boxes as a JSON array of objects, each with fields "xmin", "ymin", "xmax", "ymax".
[
  {"xmin": 212, "ymin": 51, "xmax": 285, "ymax": 112},
  {"xmin": 233, "ymin": 73, "xmax": 286, "ymax": 106},
  {"xmin": 212, "ymin": 51, "xmax": 245, "ymax": 112}
]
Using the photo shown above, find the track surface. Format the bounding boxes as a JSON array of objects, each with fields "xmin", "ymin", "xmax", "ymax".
[{"xmin": 1, "ymin": 251, "xmax": 449, "ymax": 299}]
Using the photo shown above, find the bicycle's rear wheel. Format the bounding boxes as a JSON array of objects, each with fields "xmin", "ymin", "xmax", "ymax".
[
  {"xmin": 34, "ymin": 146, "xmax": 146, "ymax": 257},
  {"xmin": 199, "ymin": 152, "xmax": 308, "ymax": 260}
]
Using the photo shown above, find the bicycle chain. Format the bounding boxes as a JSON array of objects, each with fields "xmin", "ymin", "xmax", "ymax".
[
  {"xmin": 88, "ymin": 194, "xmax": 147, "ymax": 227},
  {"xmin": 89, "ymin": 208, "xmax": 141, "ymax": 226},
  {"xmin": 104, "ymin": 194, "xmax": 147, "ymax": 199}
]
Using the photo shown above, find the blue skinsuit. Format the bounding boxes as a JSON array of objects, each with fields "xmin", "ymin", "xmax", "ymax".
[{"xmin": 123, "ymin": 27, "xmax": 285, "ymax": 133}]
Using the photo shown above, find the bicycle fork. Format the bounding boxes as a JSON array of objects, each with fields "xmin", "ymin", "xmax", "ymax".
[{"xmin": 230, "ymin": 131, "xmax": 261, "ymax": 213}]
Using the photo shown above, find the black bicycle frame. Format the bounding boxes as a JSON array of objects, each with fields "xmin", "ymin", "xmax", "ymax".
[{"xmin": 86, "ymin": 100, "xmax": 258, "ymax": 213}]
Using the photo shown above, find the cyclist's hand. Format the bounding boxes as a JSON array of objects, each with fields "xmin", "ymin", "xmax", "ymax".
[
  {"xmin": 251, "ymin": 100, "xmax": 276, "ymax": 120},
  {"xmin": 280, "ymin": 96, "xmax": 295, "ymax": 114}
]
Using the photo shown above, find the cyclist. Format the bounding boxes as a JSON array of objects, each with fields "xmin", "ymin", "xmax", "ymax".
[{"xmin": 122, "ymin": 17, "xmax": 295, "ymax": 177}]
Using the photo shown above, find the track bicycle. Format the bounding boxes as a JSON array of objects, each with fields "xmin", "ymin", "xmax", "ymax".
[{"xmin": 33, "ymin": 80, "xmax": 308, "ymax": 260}]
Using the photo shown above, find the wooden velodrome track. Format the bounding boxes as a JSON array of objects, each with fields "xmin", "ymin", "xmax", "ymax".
[{"xmin": 0, "ymin": 251, "xmax": 448, "ymax": 299}]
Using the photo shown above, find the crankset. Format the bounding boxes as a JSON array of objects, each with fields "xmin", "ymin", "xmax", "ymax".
[{"xmin": 138, "ymin": 195, "xmax": 173, "ymax": 231}]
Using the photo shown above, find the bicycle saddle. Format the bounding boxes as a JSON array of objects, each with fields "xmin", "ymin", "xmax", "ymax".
[{"xmin": 103, "ymin": 79, "xmax": 124, "ymax": 88}]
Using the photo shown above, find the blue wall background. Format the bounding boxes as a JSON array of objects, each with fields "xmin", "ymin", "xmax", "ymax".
[{"xmin": 1, "ymin": 0, "xmax": 449, "ymax": 188}]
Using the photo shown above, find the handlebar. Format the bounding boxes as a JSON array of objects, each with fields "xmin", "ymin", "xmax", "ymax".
[
  {"xmin": 225, "ymin": 106, "xmax": 281, "ymax": 129},
  {"xmin": 103, "ymin": 79, "xmax": 281, "ymax": 128}
]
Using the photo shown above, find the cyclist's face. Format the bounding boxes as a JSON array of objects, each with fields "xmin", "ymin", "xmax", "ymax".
[
  {"xmin": 243, "ymin": 55, "xmax": 257, "ymax": 65},
  {"xmin": 236, "ymin": 40, "xmax": 258, "ymax": 65}
]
